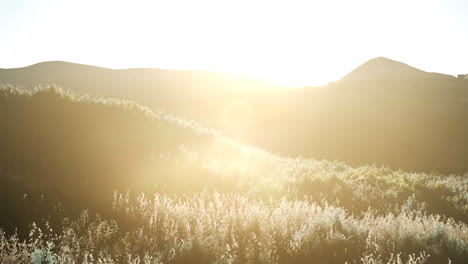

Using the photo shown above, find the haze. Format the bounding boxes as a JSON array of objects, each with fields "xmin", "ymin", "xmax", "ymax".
[
  {"xmin": 1, "ymin": 0, "xmax": 467, "ymax": 86},
  {"xmin": 2, "ymin": 0, "xmax": 468, "ymax": 262}
]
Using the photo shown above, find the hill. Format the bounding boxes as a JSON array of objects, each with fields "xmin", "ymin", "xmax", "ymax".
[
  {"xmin": 2, "ymin": 60, "xmax": 468, "ymax": 174},
  {"xmin": 0, "ymin": 61, "xmax": 281, "ymax": 128},
  {"xmin": 0, "ymin": 86, "xmax": 467, "ymax": 263},
  {"xmin": 339, "ymin": 57, "xmax": 455, "ymax": 82},
  {"xmin": 245, "ymin": 77, "xmax": 468, "ymax": 174}
]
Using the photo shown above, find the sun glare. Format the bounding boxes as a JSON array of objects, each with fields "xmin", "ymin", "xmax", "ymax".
[
  {"xmin": 2, "ymin": 0, "xmax": 468, "ymax": 262},
  {"xmin": 2, "ymin": 0, "xmax": 467, "ymax": 86}
]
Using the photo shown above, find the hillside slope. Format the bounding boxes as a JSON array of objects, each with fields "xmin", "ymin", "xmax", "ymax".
[
  {"xmin": 247, "ymin": 78, "xmax": 468, "ymax": 174},
  {"xmin": 2, "ymin": 60, "xmax": 468, "ymax": 174},
  {"xmin": 0, "ymin": 86, "xmax": 466, "ymax": 219}
]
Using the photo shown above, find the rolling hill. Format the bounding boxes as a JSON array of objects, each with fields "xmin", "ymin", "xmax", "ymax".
[
  {"xmin": 1, "ymin": 59, "xmax": 468, "ymax": 174},
  {"xmin": 0, "ymin": 61, "xmax": 281, "ymax": 128}
]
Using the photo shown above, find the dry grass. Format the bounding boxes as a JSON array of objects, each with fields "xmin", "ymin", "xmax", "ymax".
[
  {"xmin": 0, "ymin": 85, "xmax": 467, "ymax": 263},
  {"xmin": 2, "ymin": 193, "xmax": 467, "ymax": 263}
]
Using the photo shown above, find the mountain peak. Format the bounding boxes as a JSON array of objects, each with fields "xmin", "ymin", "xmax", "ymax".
[{"xmin": 339, "ymin": 57, "xmax": 454, "ymax": 82}]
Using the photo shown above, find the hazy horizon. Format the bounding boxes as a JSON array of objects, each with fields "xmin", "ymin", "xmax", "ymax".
[{"xmin": 1, "ymin": 0, "xmax": 467, "ymax": 86}]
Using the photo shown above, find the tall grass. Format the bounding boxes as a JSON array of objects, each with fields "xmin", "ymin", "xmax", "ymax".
[
  {"xmin": 1, "ymin": 193, "xmax": 466, "ymax": 263},
  {"xmin": 0, "ymin": 85, "xmax": 467, "ymax": 263}
]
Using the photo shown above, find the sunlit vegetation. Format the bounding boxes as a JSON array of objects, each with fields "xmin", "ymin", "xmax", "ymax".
[{"xmin": 0, "ymin": 85, "xmax": 467, "ymax": 263}]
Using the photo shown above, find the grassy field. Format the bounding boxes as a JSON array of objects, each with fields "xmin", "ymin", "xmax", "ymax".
[{"xmin": 0, "ymin": 86, "xmax": 467, "ymax": 263}]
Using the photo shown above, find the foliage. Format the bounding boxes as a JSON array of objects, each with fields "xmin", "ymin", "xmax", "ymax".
[
  {"xmin": 0, "ymin": 85, "xmax": 467, "ymax": 263},
  {"xmin": 1, "ymin": 193, "xmax": 466, "ymax": 263}
]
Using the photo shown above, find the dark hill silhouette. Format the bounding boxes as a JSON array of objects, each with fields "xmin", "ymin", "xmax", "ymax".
[
  {"xmin": 340, "ymin": 57, "xmax": 455, "ymax": 82},
  {"xmin": 217, "ymin": 58, "xmax": 468, "ymax": 174},
  {"xmin": 1, "ymin": 59, "xmax": 468, "ymax": 174}
]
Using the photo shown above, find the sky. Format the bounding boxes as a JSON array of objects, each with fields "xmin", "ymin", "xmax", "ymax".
[{"xmin": 1, "ymin": 0, "xmax": 467, "ymax": 86}]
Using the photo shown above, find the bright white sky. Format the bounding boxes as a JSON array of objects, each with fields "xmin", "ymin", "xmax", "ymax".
[{"xmin": 1, "ymin": 0, "xmax": 467, "ymax": 86}]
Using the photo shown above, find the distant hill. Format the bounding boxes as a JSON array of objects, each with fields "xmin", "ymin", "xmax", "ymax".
[
  {"xmin": 340, "ymin": 57, "xmax": 455, "ymax": 82},
  {"xmin": 0, "ymin": 61, "xmax": 280, "ymax": 95},
  {"xmin": 0, "ymin": 61, "xmax": 281, "ymax": 128}
]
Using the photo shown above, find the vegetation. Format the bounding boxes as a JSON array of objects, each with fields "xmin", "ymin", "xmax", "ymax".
[
  {"xmin": 3, "ymin": 193, "xmax": 467, "ymax": 263},
  {"xmin": 0, "ymin": 85, "xmax": 467, "ymax": 263}
]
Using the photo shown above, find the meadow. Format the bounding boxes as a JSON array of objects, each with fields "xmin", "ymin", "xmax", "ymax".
[{"xmin": 0, "ymin": 86, "xmax": 467, "ymax": 263}]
